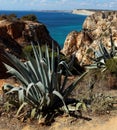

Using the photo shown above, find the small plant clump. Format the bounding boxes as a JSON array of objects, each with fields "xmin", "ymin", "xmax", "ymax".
[
  {"xmin": 87, "ymin": 31, "xmax": 117, "ymax": 73},
  {"xmin": 20, "ymin": 14, "xmax": 38, "ymax": 22}
]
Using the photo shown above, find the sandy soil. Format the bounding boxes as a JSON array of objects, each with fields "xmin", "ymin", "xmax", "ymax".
[
  {"xmin": 1, "ymin": 114, "xmax": 117, "ymax": 130},
  {"xmin": 49, "ymin": 116, "xmax": 117, "ymax": 130}
]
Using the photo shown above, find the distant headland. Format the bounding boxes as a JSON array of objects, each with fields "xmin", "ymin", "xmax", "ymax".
[
  {"xmin": 72, "ymin": 9, "xmax": 117, "ymax": 16},
  {"xmin": 72, "ymin": 9, "xmax": 95, "ymax": 15}
]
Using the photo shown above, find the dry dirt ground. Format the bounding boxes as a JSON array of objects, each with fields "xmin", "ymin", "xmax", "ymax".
[
  {"xmin": 0, "ymin": 72, "xmax": 117, "ymax": 130},
  {"xmin": 1, "ymin": 110, "xmax": 117, "ymax": 130}
]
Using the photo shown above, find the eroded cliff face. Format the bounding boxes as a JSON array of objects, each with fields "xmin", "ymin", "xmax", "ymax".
[
  {"xmin": 0, "ymin": 20, "xmax": 59, "ymax": 48},
  {"xmin": 0, "ymin": 19, "xmax": 59, "ymax": 78},
  {"xmin": 61, "ymin": 11, "xmax": 117, "ymax": 66}
]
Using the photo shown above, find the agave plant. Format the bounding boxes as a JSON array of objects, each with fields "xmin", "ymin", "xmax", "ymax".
[
  {"xmin": 87, "ymin": 34, "xmax": 117, "ymax": 72},
  {"xmin": 3, "ymin": 43, "xmax": 87, "ymax": 119}
]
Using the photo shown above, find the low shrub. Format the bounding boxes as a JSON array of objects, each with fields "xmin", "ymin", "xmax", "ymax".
[{"xmin": 21, "ymin": 14, "xmax": 38, "ymax": 22}]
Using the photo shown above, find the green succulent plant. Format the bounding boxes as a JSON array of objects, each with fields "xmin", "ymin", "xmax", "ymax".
[
  {"xmin": 3, "ymin": 43, "xmax": 87, "ymax": 120},
  {"xmin": 87, "ymin": 35, "xmax": 117, "ymax": 73}
]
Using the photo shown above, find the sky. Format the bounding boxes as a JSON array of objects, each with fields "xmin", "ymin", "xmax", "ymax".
[{"xmin": 0, "ymin": 0, "xmax": 117, "ymax": 11}]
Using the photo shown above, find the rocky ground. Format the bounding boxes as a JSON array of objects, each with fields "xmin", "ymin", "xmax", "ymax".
[{"xmin": 0, "ymin": 71, "xmax": 117, "ymax": 130}]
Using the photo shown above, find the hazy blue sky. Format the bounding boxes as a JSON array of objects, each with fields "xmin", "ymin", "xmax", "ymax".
[{"xmin": 0, "ymin": 0, "xmax": 117, "ymax": 10}]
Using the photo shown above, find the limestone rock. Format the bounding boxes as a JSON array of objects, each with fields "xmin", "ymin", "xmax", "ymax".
[{"xmin": 62, "ymin": 11, "xmax": 117, "ymax": 66}]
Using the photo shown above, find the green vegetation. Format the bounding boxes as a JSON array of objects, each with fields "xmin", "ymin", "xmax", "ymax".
[
  {"xmin": 2, "ymin": 43, "xmax": 87, "ymax": 123},
  {"xmin": 1, "ymin": 26, "xmax": 117, "ymax": 124},
  {"xmin": 22, "ymin": 45, "xmax": 84, "ymax": 75},
  {"xmin": 0, "ymin": 14, "xmax": 18, "ymax": 21},
  {"xmin": 87, "ymin": 36, "xmax": 117, "ymax": 73},
  {"xmin": 0, "ymin": 14, "xmax": 38, "ymax": 22},
  {"xmin": 20, "ymin": 14, "xmax": 38, "ymax": 22}
]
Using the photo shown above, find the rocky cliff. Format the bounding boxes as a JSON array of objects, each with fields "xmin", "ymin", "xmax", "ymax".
[
  {"xmin": 0, "ymin": 19, "xmax": 59, "ymax": 78},
  {"xmin": 61, "ymin": 11, "xmax": 117, "ymax": 66}
]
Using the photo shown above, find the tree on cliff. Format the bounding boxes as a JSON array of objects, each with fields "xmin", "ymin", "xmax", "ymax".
[
  {"xmin": 0, "ymin": 14, "xmax": 17, "ymax": 21},
  {"xmin": 21, "ymin": 14, "xmax": 38, "ymax": 22},
  {"xmin": 0, "ymin": 14, "xmax": 38, "ymax": 22}
]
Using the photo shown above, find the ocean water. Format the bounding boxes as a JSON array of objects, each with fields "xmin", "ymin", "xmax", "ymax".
[{"xmin": 0, "ymin": 11, "xmax": 86, "ymax": 48}]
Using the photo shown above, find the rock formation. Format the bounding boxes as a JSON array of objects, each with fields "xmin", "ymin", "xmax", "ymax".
[
  {"xmin": 61, "ymin": 11, "xmax": 117, "ymax": 66},
  {"xmin": 0, "ymin": 19, "xmax": 59, "ymax": 78}
]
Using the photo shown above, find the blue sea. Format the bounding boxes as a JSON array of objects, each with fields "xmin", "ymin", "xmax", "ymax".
[{"xmin": 0, "ymin": 11, "xmax": 86, "ymax": 48}]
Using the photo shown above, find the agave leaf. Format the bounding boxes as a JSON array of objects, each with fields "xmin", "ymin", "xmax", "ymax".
[
  {"xmin": 98, "ymin": 42, "xmax": 106, "ymax": 56},
  {"xmin": 51, "ymin": 42, "xmax": 55, "ymax": 74},
  {"xmin": 95, "ymin": 50, "xmax": 102, "ymax": 59},
  {"xmin": 57, "ymin": 70, "xmax": 62, "ymax": 92},
  {"xmin": 50, "ymin": 72, "xmax": 56, "ymax": 93},
  {"xmin": 6, "ymin": 86, "xmax": 21, "ymax": 94},
  {"xmin": 45, "ymin": 93, "xmax": 51, "ymax": 106},
  {"xmin": 85, "ymin": 64, "xmax": 98, "ymax": 69},
  {"xmin": 31, "ymin": 44, "xmax": 47, "ymax": 87},
  {"xmin": 26, "ymin": 83, "xmax": 39, "ymax": 102},
  {"xmin": 63, "ymin": 71, "xmax": 88, "ymax": 98},
  {"xmin": 60, "ymin": 73, "xmax": 68, "ymax": 93},
  {"xmin": 68, "ymin": 54, "xmax": 75, "ymax": 68},
  {"xmin": 24, "ymin": 96, "xmax": 36, "ymax": 107},
  {"xmin": 26, "ymin": 56, "xmax": 41, "ymax": 80},
  {"xmin": 36, "ymin": 81, "xmax": 46, "ymax": 93},
  {"xmin": 45, "ymin": 44, "xmax": 51, "ymax": 82},
  {"xmin": 76, "ymin": 102, "xmax": 82, "ymax": 110},
  {"xmin": 16, "ymin": 102, "xmax": 27, "ymax": 117},
  {"xmin": 52, "ymin": 73, "xmax": 59, "ymax": 91},
  {"xmin": 4, "ymin": 52, "xmax": 33, "ymax": 83},
  {"xmin": 31, "ymin": 43, "xmax": 43, "ymax": 82},
  {"xmin": 24, "ymin": 61, "xmax": 39, "ymax": 83},
  {"xmin": 3, "ymin": 84, "xmax": 14, "ymax": 93},
  {"xmin": 4, "ymin": 63, "xmax": 29, "ymax": 86},
  {"xmin": 40, "ymin": 59, "xmax": 50, "ymax": 90},
  {"xmin": 110, "ymin": 31, "xmax": 116, "ymax": 57},
  {"xmin": 67, "ymin": 104, "xmax": 76, "ymax": 111},
  {"xmin": 39, "ymin": 96, "xmax": 45, "ymax": 108},
  {"xmin": 33, "ymin": 85, "xmax": 42, "ymax": 101},
  {"xmin": 98, "ymin": 42, "xmax": 110, "ymax": 59},
  {"xmin": 31, "ymin": 108, "xmax": 36, "ymax": 119},
  {"xmin": 37, "ymin": 43, "xmax": 43, "ymax": 60},
  {"xmin": 32, "ymin": 84, "xmax": 43, "ymax": 102},
  {"xmin": 26, "ymin": 81, "xmax": 47, "ymax": 105},
  {"xmin": 18, "ymin": 88, "xmax": 25, "ymax": 104},
  {"xmin": 82, "ymin": 102, "xmax": 87, "ymax": 111},
  {"xmin": 59, "ymin": 61, "xmax": 72, "ymax": 76},
  {"xmin": 53, "ymin": 90, "xmax": 69, "ymax": 113},
  {"xmin": 26, "ymin": 82, "xmax": 35, "ymax": 97}
]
